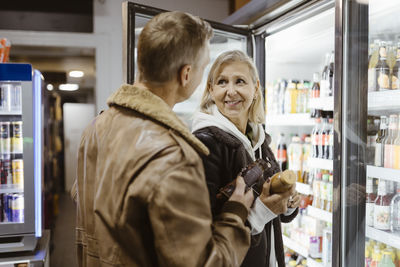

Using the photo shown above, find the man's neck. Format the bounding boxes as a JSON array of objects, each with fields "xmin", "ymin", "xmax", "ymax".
[{"xmin": 134, "ymin": 81, "xmax": 179, "ymax": 108}]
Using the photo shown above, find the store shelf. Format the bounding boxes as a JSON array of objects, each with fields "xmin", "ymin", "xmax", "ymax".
[
  {"xmin": 308, "ymin": 157, "xmax": 333, "ymax": 171},
  {"xmin": 307, "ymin": 206, "xmax": 332, "ymax": 223},
  {"xmin": 368, "ymin": 90, "xmax": 400, "ymax": 115},
  {"xmin": 296, "ymin": 182, "xmax": 313, "ymax": 195},
  {"xmin": 265, "ymin": 113, "xmax": 315, "ymax": 126},
  {"xmin": 366, "ymin": 165, "xmax": 400, "ymax": 183},
  {"xmin": 0, "ymin": 184, "xmax": 24, "ymax": 194},
  {"xmin": 282, "ymin": 235, "xmax": 309, "ymax": 257},
  {"xmin": 309, "ymin": 97, "xmax": 334, "ymax": 111},
  {"xmin": 0, "ymin": 110, "xmax": 22, "ymax": 116},
  {"xmin": 366, "ymin": 226, "xmax": 400, "ymax": 250},
  {"xmin": 282, "ymin": 235, "xmax": 325, "ymax": 266},
  {"xmin": 307, "ymin": 257, "xmax": 324, "ymax": 267}
]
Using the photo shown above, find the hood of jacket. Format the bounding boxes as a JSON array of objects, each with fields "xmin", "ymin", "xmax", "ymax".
[
  {"xmin": 107, "ymin": 84, "xmax": 209, "ymax": 156},
  {"xmin": 192, "ymin": 105, "xmax": 266, "ymax": 160}
]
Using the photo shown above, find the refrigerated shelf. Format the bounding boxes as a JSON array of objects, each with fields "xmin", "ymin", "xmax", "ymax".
[
  {"xmin": 282, "ymin": 235, "xmax": 308, "ymax": 257},
  {"xmin": 0, "ymin": 184, "xmax": 24, "ymax": 194},
  {"xmin": 308, "ymin": 157, "xmax": 333, "ymax": 171},
  {"xmin": 307, "ymin": 206, "xmax": 332, "ymax": 223},
  {"xmin": 307, "ymin": 258, "xmax": 324, "ymax": 267},
  {"xmin": 0, "ymin": 111, "xmax": 22, "ymax": 116},
  {"xmin": 309, "ymin": 97, "xmax": 334, "ymax": 111},
  {"xmin": 282, "ymin": 235, "xmax": 324, "ymax": 267},
  {"xmin": 296, "ymin": 182, "xmax": 313, "ymax": 195},
  {"xmin": 366, "ymin": 226, "xmax": 400, "ymax": 250},
  {"xmin": 366, "ymin": 165, "xmax": 400, "ymax": 183},
  {"xmin": 368, "ymin": 90, "xmax": 400, "ymax": 115},
  {"xmin": 265, "ymin": 113, "xmax": 315, "ymax": 126}
]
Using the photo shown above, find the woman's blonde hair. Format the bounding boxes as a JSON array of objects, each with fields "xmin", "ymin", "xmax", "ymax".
[{"xmin": 199, "ymin": 50, "xmax": 265, "ymax": 124}]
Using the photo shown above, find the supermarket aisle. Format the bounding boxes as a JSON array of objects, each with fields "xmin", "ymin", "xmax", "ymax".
[{"xmin": 51, "ymin": 193, "xmax": 78, "ymax": 267}]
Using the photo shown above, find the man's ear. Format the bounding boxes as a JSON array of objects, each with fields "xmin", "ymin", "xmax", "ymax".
[{"xmin": 179, "ymin": 64, "xmax": 191, "ymax": 87}]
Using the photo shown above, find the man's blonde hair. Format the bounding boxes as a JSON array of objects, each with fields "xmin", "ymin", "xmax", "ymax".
[
  {"xmin": 200, "ymin": 50, "xmax": 265, "ymax": 124},
  {"xmin": 137, "ymin": 11, "xmax": 213, "ymax": 84}
]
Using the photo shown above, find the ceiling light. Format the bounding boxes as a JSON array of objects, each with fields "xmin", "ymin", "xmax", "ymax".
[
  {"xmin": 59, "ymin": 83, "xmax": 79, "ymax": 91},
  {"xmin": 47, "ymin": 84, "xmax": 54, "ymax": 91},
  {"xmin": 68, "ymin": 70, "xmax": 84, "ymax": 78}
]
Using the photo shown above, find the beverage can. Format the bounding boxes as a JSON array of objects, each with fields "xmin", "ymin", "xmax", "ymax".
[
  {"xmin": 1, "ymin": 154, "xmax": 12, "ymax": 185},
  {"xmin": 0, "ymin": 84, "xmax": 11, "ymax": 112},
  {"xmin": 0, "ymin": 121, "xmax": 10, "ymax": 154},
  {"xmin": 12, "ymin": 159, "xmax": 23, "ymax": 187},
  {"xmin": 11, "ymin": 121, "xmax": 23, "ymax": 154},
  {"xmin": 10, "ymin": 85, "xmax": 21, "ymax": 112},
  {"xmin": 12, "ymin": 193, "xmax": 24, "ymax": 223}
]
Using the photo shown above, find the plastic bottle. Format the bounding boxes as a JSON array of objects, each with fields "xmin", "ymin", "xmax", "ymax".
[
  {"xmin": 311, "ymin": 111, "xmax": 322, "ymax": 158},
  {"xmin": 288, "ymin": 135, "xmax": 303, "ymax": 182},
  {"xmin": 277, "ymin": 133, "xmax": 288, "ymax": 171},
  {"xmin": 312, "ymin": 72, "xmax": 321, "ymax": 98},
  {"xmin": 321, "ymin": 53, "xmax": 331, "ymax": 97},
  {"xmin": 374, "ymin": 180, "xmax": 391, "ymax": 231},
  {"xmin": 378, "ymin": 251, "xmax": 396, "ymax": 267},
  {"xmin": 393, "ymin": 113, "xmax": 400, "ymax": 169},
  {"xmin": 366, "ymin": 178, "xmax": 377, "ymax": 227},
  {"xmin": 384, "ymin": 115, "xmax": 398, "ymax": 168},
  {"xmin": 375, "ymin": 116, "xmax": 388, "ymax": 167},
  {"xmin": 328, "ymin": 117, "xmax": 334, "ymax": 160},
  {"xmin": 312, "ymin": 170, "xmax": 322, "ymax": 209},
  {"xmin": 319, "ymin": 115, "xmax": 329, "ymax": 159},
  {"xmin": 371, "ymin": 245, "xmax": 382, "ymax": 267},
  {"xmin": 390, "ymin": 187, "xmax": 400, "ymax": 232},
  {"xmin": 302, "ymin": 136, "xmax": 311, "ymax": 184}
]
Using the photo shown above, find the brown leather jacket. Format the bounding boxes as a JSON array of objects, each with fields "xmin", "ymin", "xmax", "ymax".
[{"xmin": 73, "ymin": 84, "xmax": 251, "ymax": 267}]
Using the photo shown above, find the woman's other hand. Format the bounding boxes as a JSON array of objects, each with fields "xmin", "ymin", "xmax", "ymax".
[{"xmin": 259, "ymin": 179, "xmax": 294, "ymax": 215}]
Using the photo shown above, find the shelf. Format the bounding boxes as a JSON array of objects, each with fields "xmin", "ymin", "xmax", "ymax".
[
  {"xmin": 282, "ymin": 235, "xmax": 324, "ymax": 266},
  {"xmin": 0, "ymin": 110, "xmax": 22, "ymax": 116},
  {"xmin": 366, "ymin": 165, "xmax": 400, "ymax": 183},
  {"xmin": 0, "ymin": 184, "xmax": 24, "ymax": 194},
  {"xmin": 265, "ymin": 113, "xmax": 314, "ymax": 126},
  {"xmin": 282, "ymin": 235, "xmax": 309, "ymax": 257},
  {"xmin": 307, "ymin": 258, "xmax": 324, "ymax": 267},
  {"xmin": 366, "ymin": 226, "xmax": 400, "ymax": 250},
  {"xmin": 296, "ymin": 182, "xmax": 313, "ymax": 195},
  {"xmin": 307, "ymin": 206, "xmax": 332, "ymax": 223},
  {"xmin": 308, "ymin": 157, "xmax": 333, "ymax": 171},
  {"xmin": 368, "ymin": 90, "xmax": 400, "ymax": 115},
  {"xmin": 309, "ymin": 97, "xmax": 334, "ymax": 111}
]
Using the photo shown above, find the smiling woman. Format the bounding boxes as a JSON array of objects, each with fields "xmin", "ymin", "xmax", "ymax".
[{"xmin": 192, "ymin": 50, "xmax": 299, "ymax": 267}]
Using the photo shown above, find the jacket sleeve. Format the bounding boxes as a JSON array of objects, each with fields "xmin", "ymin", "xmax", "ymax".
[
  {"xmin": 144, "ymin": 146, "xmax": 250, "ymax": 267},
  {"xmin": 279, "ymin": 207, "xmax": 299, "ymax": 223},
  {"xmin": 194, "ymin": 131, "xmax": 225, "ymax": 217}
]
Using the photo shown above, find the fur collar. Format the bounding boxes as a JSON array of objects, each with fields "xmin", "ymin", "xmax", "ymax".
[{"xmin": 107, "ymin": 84, "xmax": 209, "ymax": 156}]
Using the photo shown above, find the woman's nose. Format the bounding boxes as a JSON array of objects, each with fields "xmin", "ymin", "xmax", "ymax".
[{"xmin": 226, "ymin": 82, "xmax": 236, "ymax": 95}]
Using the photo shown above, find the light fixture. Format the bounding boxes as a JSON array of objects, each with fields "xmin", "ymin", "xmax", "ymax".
[
  {"xmin": 46, "ymin": 84, "xmax": 54, "ymax": 91},
  {"xmin": 59, "ymin": 83, "xmax": 79, "ymax": 91},
  {"xmin": 68, "ymin": 70, "xmax": 84, "ymax": 78}
]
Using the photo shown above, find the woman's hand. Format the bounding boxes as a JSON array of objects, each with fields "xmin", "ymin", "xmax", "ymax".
[
  {"xmin": 259, "ymin": 179, "xmax": 294, "ymax": 215},
  {"xmin": 229, "ymin": 176, "xmax": 254, "ymax": 210},
  {"xmin": 287, "ymin": 189, "xmax": 300, "ymax": 209}
]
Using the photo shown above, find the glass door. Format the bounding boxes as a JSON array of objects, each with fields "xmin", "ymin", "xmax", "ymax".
[
  {"xmin": 260, "ymin": 1, "xmax": 336, "ymax": 266},
  {"xmin": 122, "ymin": 2, "xmax": 250, "ymax": 128},
  {"xmin": 364, "ymin": 0, "xmax": 400, "ymax": 266}
]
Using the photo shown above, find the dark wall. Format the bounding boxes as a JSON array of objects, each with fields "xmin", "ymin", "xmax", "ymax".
[{"xmin": 0, "ymin": 0, "xmax": 93, "ymax": 33}]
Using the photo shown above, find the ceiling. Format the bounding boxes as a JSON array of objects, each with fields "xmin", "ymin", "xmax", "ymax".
[{"xmin": 10, "ymin": 45, "xmax": 95, "ymax": 93}]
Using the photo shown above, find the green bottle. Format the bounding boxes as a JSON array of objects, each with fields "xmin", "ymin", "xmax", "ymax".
[{"xmin": 378, "ymin": 251, "xmax": 395, "ymax": 267}]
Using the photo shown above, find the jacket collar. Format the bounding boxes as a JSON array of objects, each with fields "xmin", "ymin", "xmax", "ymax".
[
  {"xmin": 192, "ymin": 105, "xmax": 266, "ymax": 160},
  {"xmin": 107, "ymin": 84, "xmax": 209, "ymax": 156}
]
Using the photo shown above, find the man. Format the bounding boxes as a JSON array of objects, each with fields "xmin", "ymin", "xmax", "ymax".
[{"xmin": 74, "ymin": 11, "xmax": 254, "ymax": 267}]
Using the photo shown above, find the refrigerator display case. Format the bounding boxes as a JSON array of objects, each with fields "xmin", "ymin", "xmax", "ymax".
[
  {"xmin": 123, "ymin": 0, "xmax": 400, "ymax": 266},
  {"xmin": 0, "ymin": 63, "xmax": 43, "ymax": 252}
]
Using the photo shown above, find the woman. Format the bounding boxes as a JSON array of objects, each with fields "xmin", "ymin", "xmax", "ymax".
[{"xmin": 192, "ymin": 50, "xmax": 300, "ymax": 267}]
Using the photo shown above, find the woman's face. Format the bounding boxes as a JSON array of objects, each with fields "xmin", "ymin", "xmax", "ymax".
[{"xmin": 209, "ymin": 61, "xmax": 258, "ymax": 126}]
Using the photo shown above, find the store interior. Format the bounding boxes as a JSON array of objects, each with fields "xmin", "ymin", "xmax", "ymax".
[{"xmin": 1, "ymin": 0, "xmax": 400, "ymax": 266}]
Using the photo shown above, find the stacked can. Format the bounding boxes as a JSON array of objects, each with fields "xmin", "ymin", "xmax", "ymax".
[
  {"xmin": 0, "ymin": 193, "xmax": 24, "ymax": 223},
  {"xmin": 12, "ymin": 121, "xmax": 23, "ymax": 154}
]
